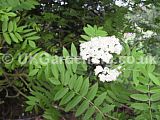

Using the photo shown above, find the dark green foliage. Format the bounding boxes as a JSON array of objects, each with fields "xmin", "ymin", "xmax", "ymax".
[{"xmin": 0, "ymin": 0, "xmax": 39, "ymax": 11}]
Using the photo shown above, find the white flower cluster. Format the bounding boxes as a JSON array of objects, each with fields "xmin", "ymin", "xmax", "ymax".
[
  {"xmin": 94, "ymin": 66, "xmax": 121, "ymax": 82},
  {"xmin": 123, "ymin": 30, "xmax": 156, "ymax": 43},
  {"xmin": 115, "ymin": 0, "xmax": 148, "ymax": 11},
  {"xmin": 115, "ymin": 0, "xmax": 134, "ymax": 11},
  {"xmin": 80, "ymin": 36, "xmax": 123, "ymax": 64},
  {"xmin": 80, "ymin": 36, "xmax": 122, "ymax": 82},
  {"xmin": 115, "ymin": 0, "xmax": 133, "ymax": 7},
  {"xmin": 142, "ymin": 30, "xmax": 156, "ymax": 39}
]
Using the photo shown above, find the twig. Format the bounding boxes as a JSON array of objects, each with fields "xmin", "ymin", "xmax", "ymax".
[{"xmin": 12, "ymin": 85, "xmax": 27, "ymax": 98}]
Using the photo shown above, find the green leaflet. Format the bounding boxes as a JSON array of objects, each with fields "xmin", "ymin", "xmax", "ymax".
[
  {"xmin": 26, "ymin": 96, "xmax": 39, "ymax": 105},
  {"xmin": 15, "ymin": 16, "xmax": 20, "ymax": 22},
  {"xmin": 51, "ymin": 63, "xmax": 59, "ymax": 80},
  {"xmin": 76, "ymin": 100, "xmax": 89, "ymax": 117},
  {"xmin": 63, "ymin": 47, "xmax": 70, "ymax": 57},
  {"xmin": 3, "ymin": 32, "xmax": 11, "ymax": 44},
  {"xmin": 45, "ymin": 65, "xmax": 51, "ymax": 79},
  {"xmin": 131, "ymin": 103, "xmax": 148, "ymax": 110},
  {"xmin": 13, "ymin": 20, "xmax": 17, "ymax": 32},
  {"xmin": 100, "ymin": 104, "xmax": 115, "ymax": 113},
  {"xmin": 2, "ymin": 20, "xmax": 8, "ymax": 32},
  {"xmin": 107, "ymin": 90, "xmax": 119, "ymax": 101},
  {"xmin": 68, "ymin": 74, "xmax": 77, "ymax": 89},
  {"xmin": 147, "ymin": 64, "xmax": 155, "ymax": 73},
  {"xmin": 83, "ymin": 107, "xmax": 95, "ymax": 120},
  {"xmin": 83, "ymin": 24, "xmax": 107, "ymax": 38},
  {"xmin": 94, "ymin": 92, "xmax": 107, "ymax": 106},
  {"xmin": 5, "ymin": 12, "xmax": 17, "ymax": 17},
  {"xmin": 84, "ymin": 24, "xmax": 95, "ymax": 36},
  {"xmin": 71, "ymin": 43, "xmax": 77, "ymax": 57},
  {"xmin": 134, "ymin": 85, "xmax": 148, "ymax": 93},
  {"xmin": 64, "ymin": 70, "xmax": 71, "ymax": 86},
  {"xmin": 29, "ymin": 68, "xmax": 39, "ymax": 76},
  {"xmin": 29, "ymin": 40, "xmax": 36, "ymax": 48},
  {"xmin": 80, "ymin": 35, "xmax": 90, "ymax": 41},
  {"xmin": 21, "ymin": 29, "xmax": 34, "ymax": 33},
  {"xmin": 43, "ymin": 107, "xmax": 60, "ymax": 120},
  {"xmin": 59, "ymin": 91, "xmax": 75, "ymax": 105},
  {"xmin": 29, "ymin": 48, "xmax": 41, "ymax": 57},
  {"xmin": 130, "ymin": 94, "xmax": 149, "ymax": 101},
  {"xmin": 49, "ymin": 77, "xmax": 61, "ymax": 85},
  {"xmin": 71, "ymin": 43, "xmax": 78, "ymax": 73},
  {"xmin": 86, "ymin": 83, "xmax": 98, "ymax": 100},
  {"xmin": 65, "ymin": 60, "xmax": 72, "ymax": 74},
  {"xmin": 79, "ymin": 77, "xmax": 89, "ymax": 96},
  {"xmin": 150, "ymin": 87, "xmax": 160, "ymax": 93},
  {"xmin": 60, "ymin": 72, "xmax": 65, "ymax": 84},
  {"xmin": 57, "ymin": 60, "xmax": 65, "ymax": 74},
  {"xmin": 25, "ymin": 106, "xmax": 33, "ymax": 112},
  {"xmin": 54, "ymin": 87, "xmax": 69, "ymax": 101},
  {"xmin": 9, "ymin": 32, "xmax": 19, "ymax": 43},
  {"xmin": 81, "ymin": 61, "xmax": 87, "ymax": 71},
  {"xmin": 150, "ymin": 93, "xmax": 160, "ymax": 101},
  {"xmin": 71, "ymin": 61, "xmax": 77, "ymax": 73},
  {"xmin": 139, "ymin": 76, "xmax": 149, "ymax": 85},
  {"xmin": 26, "ymin": 36, "xmax": 40, "ymax": 40},
  {"xmin": 148, "ymin": 73, "xmax": 160, "ymax": 86},
  {"xmin": 23, "ymin": 32, "xmax": 37, "ymax": 38},
  {"xmin": 74, "ymin": 76, "xmax": 83, "ymax": 92},
  {"xmin": 8, "ymin": 21, "xmax": 13, "ymax": 32},
  {"xmin": 15, "ymin": 32, "xmax": 23, "ymax": 41},
  {"xmin": 65, "ymin": 96, "xmax": 82, "ymax": 112},
  {"xmin": 96, "ymin": 113, "xmax": 103, "ymax": 120},
  {"xmin": 21, "ymin": 40, "xmax": 27, "ymax": 49},
  {"xmin": 133, "ymin": 70, "xmax": 139, "ymax": 86},
  {"xmin": 105, "ymin": 96, "xmax": 113, "ymax": 103}
]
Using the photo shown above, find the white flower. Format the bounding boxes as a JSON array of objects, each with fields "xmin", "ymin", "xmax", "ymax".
[
  {"xmin": 94, "ymin": 66, "xmax": 121, "ymax": 82},
  {"xmin": 115, "ymin": 0, "xmax": 134, "ymax": 11},
  {"xmin": 91, "ymin": 58, "xmax": 100, "ymax": 64},
  {"xmin": 80, "ymin": 52, "xmax": 89, "ymax": 60},
  {"xmin": 98, "ymin": 74, "xmax": 107, "ymax": 82},
  {"xmin": 115, "ymin": 0, "xmax": 128, "ymax": 7},
  {"xmin": 114, "ymin": 44, "xmax": 123, "ymax": 54},
  {"xmin": 94, "ymin": 65, "xmax": 103, "ymax": 75},
  {"xmin": 102, "ymin": 53, "xmax": 113, "ymax": 63},
  {"xmin": 80, "ymin": 36, "xmax": 123, "ymax": 64}
]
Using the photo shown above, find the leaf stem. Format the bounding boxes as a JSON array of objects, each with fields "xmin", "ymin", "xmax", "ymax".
[
  {"xmin": 148, "ymin": 82, "xmax": 153, "ymax": 120},
  {"xmin": 76, "ymin": 92, "xmax": 118, "ymax": 120}
]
